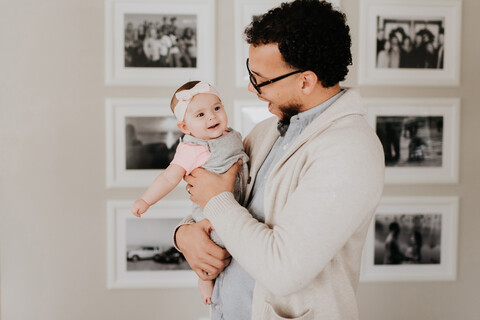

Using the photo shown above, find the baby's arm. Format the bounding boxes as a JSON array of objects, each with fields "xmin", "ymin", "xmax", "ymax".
[{"xmin": 131, "ymin": 164, "xmax": 186, "ymax": 217}]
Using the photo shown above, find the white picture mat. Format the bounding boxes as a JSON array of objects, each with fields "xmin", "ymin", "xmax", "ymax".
[
  {"xmin": 361, "ymin": 196, "xmax": 459, "ymax": 282},
  {"xmin": 365, "ymin": 98, "xmax": 460, "ymax": 184},
  {"xmin": 358, "ymin": 0, "xmax": 462, "ymax": 86},
  {"xmin": 106, "ymin": 98, "xmax": 186, "ymax": 188},
  {"xmin": 234, "ymin": 99, "xmax": 274, "ymax": 137},
  {"xmin": 107, "ymin": 200, "xmax": 197, "ymax": 289},
  {"xmin": 105, "ymin": 0, "xmax": 215, "ymax": 86}
]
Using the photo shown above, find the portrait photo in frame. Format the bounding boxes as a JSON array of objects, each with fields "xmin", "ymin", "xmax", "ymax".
[
  {"xmin": 234, "ymin": 99, "xmax": 273, "ymax": 137},
  {"xmin": 365, "ymin": 98, "xmax": 460, "ymax": 184},
  {"xmin": 358, "ymin": 0, "xmax": 462, "ymax": 86},
  {"xmin": 107, "ymin": 200, "xmax": 196, "ymax": 289},
  {"xmin": 105, "ymin": 0, "xmax": 215, "ymax": 86},
  {"xmin": 234, "ymin": 0, "xmax": 341, "ymax": 87},
  {"xmin": 361, "ymin": 196, "xmax": 459, "ymax": 282},
  {"xmin": 106, "ymin": 98, "xmax": 184, "ymax": 188}
]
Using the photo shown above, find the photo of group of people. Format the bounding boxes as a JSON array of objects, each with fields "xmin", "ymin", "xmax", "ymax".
[
  {"xmin": 375, "ymin": 116, "xmax": 443, "ymax": 167},
  {"xmin": 376, "ymin": 16, "xmax": 445, "ymax": 69},
  {"xmin": 125, "ymin": 116, "xmax": 183, "ymax": 170},
  {"xmin": 374, "ymin": 213, "xmax": 442, "ymax": 265},
  {"xmin": 124, "ymin": 14, "xmax": 197, "ymax": 68}
]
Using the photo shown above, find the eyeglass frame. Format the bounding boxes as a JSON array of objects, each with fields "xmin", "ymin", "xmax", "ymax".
[{"xmin": 246, "ymin": 58, "xmax": 303, "ymax": 94}]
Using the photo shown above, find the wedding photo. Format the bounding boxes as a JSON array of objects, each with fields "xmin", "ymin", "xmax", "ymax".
[
  {"xmin": 361, "ymin": 197, "xmax": 458, "ymax": 282},
  {"xmin": 373, "ymin": 213, "xmax": 442, "ymax": 265}
]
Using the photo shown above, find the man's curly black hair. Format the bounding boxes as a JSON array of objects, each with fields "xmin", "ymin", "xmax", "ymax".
[{"xmin": 244, "ymin": 0, "xmax": 352, "ymax": 88}]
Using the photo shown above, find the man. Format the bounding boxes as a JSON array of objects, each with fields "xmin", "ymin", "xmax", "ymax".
[
  {"xmin": 383, "ymin": 222, "xmax": 406, "ymax": 264},
  {"xmin": 376, "ymin": 28, "xmax": 386, "ymax": 55},
  {"xmin": 175, "ymin": 0, "xmax": 384, "ymax": 319}
]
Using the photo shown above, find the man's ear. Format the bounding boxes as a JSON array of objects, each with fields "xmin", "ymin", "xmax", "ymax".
[
  {"xmin": 177, "ymin": 121, "xmax": 191, "ymax": 135},
  {"xmin": 300, "ymin": 71, "xmax": 318, "ymax": 95}
]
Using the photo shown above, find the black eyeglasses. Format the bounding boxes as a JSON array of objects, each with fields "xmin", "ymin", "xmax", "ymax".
[{"xmin": 246, "ymin": 58, "xmax": 303, "ymax": 94}]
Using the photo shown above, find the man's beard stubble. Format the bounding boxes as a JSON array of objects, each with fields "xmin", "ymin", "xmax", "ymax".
[{"xmin": 278, "ymin": 102, "xmax": 303, "ymax": 125}]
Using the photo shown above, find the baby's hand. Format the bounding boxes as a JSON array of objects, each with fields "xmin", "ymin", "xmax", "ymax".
[
  {"xmin": 131, "ymin": 199, "xmax": 150, "ymax": 217},
  {"xmin": 198, "ymin": 279, "xmax": 214, "ymax": 305}
]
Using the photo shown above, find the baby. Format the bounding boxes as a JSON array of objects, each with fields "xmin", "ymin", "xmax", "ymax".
[{"xmin": 131, "ymin": 80, "xmax": 249, "ymax": 304}]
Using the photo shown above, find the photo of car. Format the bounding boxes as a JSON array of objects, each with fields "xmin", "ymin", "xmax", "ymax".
[
  {"xmin": 126, "ymin": 246, "xmax": 162, "ymax": 262},
  {"xmin": 153, "ymin": 246, "xmax": 186, "ymax": 264},
  {"xmin": 123, "ymin": 216, "xmax": 192, "ymax": 271}
]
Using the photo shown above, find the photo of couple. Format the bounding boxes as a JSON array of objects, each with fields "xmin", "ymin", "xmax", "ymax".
[{"xmin": 374, "ymin": 213, "xmax": 442, "ymax": 265}]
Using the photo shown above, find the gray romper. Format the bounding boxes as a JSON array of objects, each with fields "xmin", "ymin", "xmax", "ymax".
[{"xmin": 180, "ymin": 129, "xmax": 249, "ymax": 247}]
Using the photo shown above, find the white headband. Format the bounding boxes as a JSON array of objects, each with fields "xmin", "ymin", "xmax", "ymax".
[{"xmin": 173, "ymin": 81, "xmax": 221, "ymax": 121}]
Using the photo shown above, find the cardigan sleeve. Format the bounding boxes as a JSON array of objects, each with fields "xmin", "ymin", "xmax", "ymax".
[
  {"xmin": 203, "ymin": 120, "xmax": 385, "ymax": 296},
  {"xmin": 172, "ymin": 214, "xmax": 195, "ymax": 252}
]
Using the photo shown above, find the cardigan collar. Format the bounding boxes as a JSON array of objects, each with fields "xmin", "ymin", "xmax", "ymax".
[{"xmin": 245, "ymin": 88, "xmax": 364, "ymax": 202}]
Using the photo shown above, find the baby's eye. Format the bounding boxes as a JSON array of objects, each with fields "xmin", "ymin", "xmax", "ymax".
[
  {"xmin": 214, "ymin": 105, "xmax": 222, "ymax": 111},
  {"xmin": 196, "ymin": 113, "xmax": 204, "ymax": 117}
]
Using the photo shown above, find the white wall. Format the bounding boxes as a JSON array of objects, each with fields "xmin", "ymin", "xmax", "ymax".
[{"xmin": 1, "ymin": 0, "xmax": 479, "ymax": 319}]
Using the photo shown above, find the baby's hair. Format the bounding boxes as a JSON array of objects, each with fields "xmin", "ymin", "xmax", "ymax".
[{"xmin": 170, "ymin": 80, "xmax": 201, "ymax": 113}]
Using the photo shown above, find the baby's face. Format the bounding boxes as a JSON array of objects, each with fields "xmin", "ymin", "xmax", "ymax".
[{"xmin": 179, "ymin": 93, "xmax": 228, "ymax": 140}]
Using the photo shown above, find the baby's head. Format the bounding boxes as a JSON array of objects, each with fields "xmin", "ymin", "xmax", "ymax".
[{"xmin": 171, "ymin": 81, "xmax": 228, "ymax": 140}]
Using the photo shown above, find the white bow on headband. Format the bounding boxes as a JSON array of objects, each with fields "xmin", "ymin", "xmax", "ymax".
[{"xmin": 174, "ymin": 81, "xmax": 220, "ymax": 121}]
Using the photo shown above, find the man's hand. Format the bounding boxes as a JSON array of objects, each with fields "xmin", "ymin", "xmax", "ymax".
[
  {"xmin": 176, "ymin": 219, "xmax": 231, "ymax": 280},
  {"xmin": 185, "ymin": 160, "xmax": 242, "ymax": 209}
]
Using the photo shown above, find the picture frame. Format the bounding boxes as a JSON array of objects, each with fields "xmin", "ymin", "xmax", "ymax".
[
  {"xmin": 107, "ymin": 200, "xmax": 196, "ymax": 289},
  {"xmin": 106, "ymin": 98, "xmax": 185, "ymax": 188},
  {"xmin": 358, "ymin": 0, "xmax": 462, "ymax": 86},
  {"xmin": 234, "ymin": 0, "xmax": 341, "ymax": 87},
  {"xmin": 361, "ymin": 196, "xmax": 459, "ymax": 282},
  {"xmin": 365, "ymin": 98, "xmax": 460, "ymax": 184},
  {"xmin": 105, "ymin": 0, "xmax": 215, "ymax": 86},
  {"xmin": 234, "ymin": 99, "xmax": 273, "ymax": 137},
  {"xmin": 234, "ymin": 0, "xmax": 283, "ymax": 88}
]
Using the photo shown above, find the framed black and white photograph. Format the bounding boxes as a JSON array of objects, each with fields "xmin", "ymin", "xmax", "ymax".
[
  {"xmin": 361, "ymin": 196, "xmax": 459, "ymax": 282},
  {"xmin": 234, "ymin": 0, "xmax": 341, "ymax": 87},
  {"xmin": 106, "ymin": 98, "xmax": 184, "ymax": 188},
  {"xmin": 234, "ymin": 99, "xmax": 272, "ymax": 137},
  {"xmin": 365, "ymin": 98, "xmax": 460, "ymax": 184},
  {"xmin": 105, "ymin": 0, "xmax": 215, "ymax": 86},
  {"xmin": 107, "ymin": 200, "xmax": 196, "ymax": 288},
  {"xmin": 359, "ymin": 0, "xmax": 462, "ymax": 86}
]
